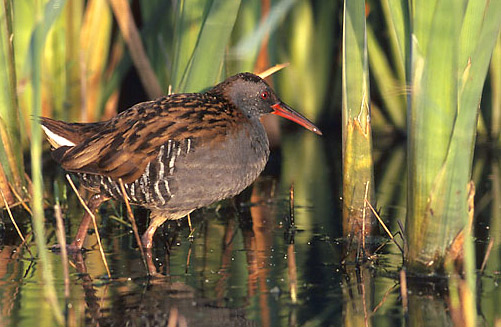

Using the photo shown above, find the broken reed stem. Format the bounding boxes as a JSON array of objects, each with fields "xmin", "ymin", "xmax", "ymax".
[
  {"xmin": 1, "ymin": 189, "xmax": 33, "ymax": 257},
  {"xmin": 287, "ymin": 244, "xmax": 298, "ymax": 304},
  {"xmin": 167, "ymin": 307, "xmax": 180, "ymax": 327},
  {"xmin": 289, "ymin": 183, "xmax": 295, "ymax": 227},
  {"xmin": 287, "ymin": 183, "xmax": 297, "ymax": 304},
  {"xmin": 362, "ymin": 181, "xmax": 369, "ymax": 253},
  {"xmin": 399, "ymin": 269, "xmax": 408, "ymax": 314},
  {"xmin": 118, "ymin": 178, "xmax": 147, "ymax": 272},
  {"xmin": 480, "ymin": 238, "xmax": 494, "ymax": 273},
  {"xmin": 186, "ymin": 242, "xmax": 192, "ymax": 273},
  {"xmin": 364, "ymin": 198, "xmax": 404, "ymax": 254},
  {"xmin": 1, "ymin": 189, "xmax": 25, "ymax": 242},
  {"xmin": 65, "ymin": 175, "xmax": 111, "ymax": 278},
  {"xmin": 187, "ymin": 213, "xmax": 194, "ymax": 237},
  {"xmin": 360, "ymin": 268, "xmax": 369, "ymax": 326},
  {"xmin": 257, "ymin": 63, "xmax": 290, "ymax": 79},
  {"xmin": 54, "ymin": 200, "xmax": 70, "ymax": 300}
]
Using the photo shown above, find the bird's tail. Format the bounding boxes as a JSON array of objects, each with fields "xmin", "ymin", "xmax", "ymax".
[
  {"xmin": 40, "ymin": 117, "xmax": 106, "ymax": 149},
  {"xmin": 40, "ymin": 117, "xmax": 77, "ymax": 149}
]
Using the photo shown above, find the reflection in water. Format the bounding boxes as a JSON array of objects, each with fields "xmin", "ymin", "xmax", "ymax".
[
  {"xmin": 342, "ymin": 265, "xmax": 373, "ymax": 327},
  {"xmin": 0, "ymin": 134, "xmax": 499, "ymax": 326},
  {"xmin": 0, "ymin": 246, "xmax": 23, "ymax": 327},
  {"xmin": 100, "ymin": 280, "xmax": 256, "ymax": 327},
  {"xmin": 245, "ymin": 177, "xmax": 276, "ymax": 327},
  {"xmin": 71, "ymin": 253, "xmax": 103, "ymax": 325}
]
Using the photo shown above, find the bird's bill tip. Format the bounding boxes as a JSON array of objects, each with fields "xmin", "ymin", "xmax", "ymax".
[{"xmin": 271, "ymin": 103, "xmax": 322, "ymax": 135}]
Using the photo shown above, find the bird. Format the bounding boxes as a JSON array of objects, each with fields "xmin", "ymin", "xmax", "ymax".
[{"xmin": 41, "ymin": 72, "xmax": 321, "ymax": 256}]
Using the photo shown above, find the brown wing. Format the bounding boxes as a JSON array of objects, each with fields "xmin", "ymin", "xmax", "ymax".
[{"xmin": 52, "ymin": 93, "xmax": 248, "ymax": 183}]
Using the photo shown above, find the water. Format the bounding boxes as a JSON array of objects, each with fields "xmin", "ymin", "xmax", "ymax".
[{"xmin": 0, "ymin": 132, "xmax": 499, "ymax": 326}]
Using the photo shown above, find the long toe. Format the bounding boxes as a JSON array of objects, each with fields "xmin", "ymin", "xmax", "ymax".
[{"xmin": 51, "ymin": 243, "xmax": 86, "ymax": 253}]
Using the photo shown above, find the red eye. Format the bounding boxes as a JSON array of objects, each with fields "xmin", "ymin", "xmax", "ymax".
[{"xmin": 260, "ymin": 91, "xmax": 269, "ymax": 100}]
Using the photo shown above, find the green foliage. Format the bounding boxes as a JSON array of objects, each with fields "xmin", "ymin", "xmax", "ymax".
[
  {"xmin": 273, "ymin": 0, "xmax": 337, "ymax": 122},
  {"xmin": 491, "ymin": 35, "xmax": 501, "ymax": 143},
  {"xmin": 0, "ymin": 0, "xmax": 24, "ymax": 193},
  {"xmin": 176, "ymin": 0, "xmax": 242, "ymax": 92}
]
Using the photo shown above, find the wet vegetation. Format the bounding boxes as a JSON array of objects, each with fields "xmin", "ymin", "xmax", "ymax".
[{"xmin": 0, "ymin": 0, "xmax": 500, "ymax": 326}]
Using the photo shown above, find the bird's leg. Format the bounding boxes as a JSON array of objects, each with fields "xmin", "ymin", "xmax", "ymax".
[
  {"xmin": 142, "ymin": 213, "xmax": 170, "ymax": 275},
  {"xmin": 141, "ymin": 214, "xmax": 170, "ymax": 249},
  {"xmin": 67, "ymin": 194, "xmax": 108, "ymax": 252}
]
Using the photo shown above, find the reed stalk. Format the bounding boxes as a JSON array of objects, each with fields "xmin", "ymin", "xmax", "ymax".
[
  {"xmin": 403, "ymin": 3, "xmax": 500, "ymax": 324},
  {"xmin": 341, "ymin": 0, "xmax": 376, "ymax": 242},
  {"xmin": 28, "ymin": 0, "xmax": 67, "ymax": 324},
  {"xmin": 0, "ymin": 0, "xmax": 25, "ymax": 206},
  {"xmin": 406, "ymin": 0, "xmax": 500, "ymax": 279}
]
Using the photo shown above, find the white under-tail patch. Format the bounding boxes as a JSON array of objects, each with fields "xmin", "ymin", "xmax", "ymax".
[{"xmin": 41, "ymin": 125, "xmax": 76, "ymax": 148}]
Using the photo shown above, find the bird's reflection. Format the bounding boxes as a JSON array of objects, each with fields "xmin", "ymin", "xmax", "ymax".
[{"xmin": 68, "ymin": 175, "xmax": 282, "ymax": 326}]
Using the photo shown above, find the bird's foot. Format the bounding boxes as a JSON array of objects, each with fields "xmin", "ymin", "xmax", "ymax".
[
  {"xmin": 50, "ymin": 243, "xmax": 86, "ymax": 254},
  {"xmin": 143, "ymin": 246, "xmax": 164, "ymax": 277}
]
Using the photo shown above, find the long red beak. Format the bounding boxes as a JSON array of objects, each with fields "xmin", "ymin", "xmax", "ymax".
[{"xmin": 271, "ymin": 103, "xmax": 322, "ymax": 135}]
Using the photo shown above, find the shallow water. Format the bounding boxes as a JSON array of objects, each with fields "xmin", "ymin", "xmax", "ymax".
[{"xmin": 0, "ymin": 132, "xmax": 499, "ymax": 326}]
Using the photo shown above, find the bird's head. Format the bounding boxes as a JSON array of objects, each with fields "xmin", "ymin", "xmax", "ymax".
[{"xmin": 210, "ymin": 72, "xmax": 322, "ymax": 135}]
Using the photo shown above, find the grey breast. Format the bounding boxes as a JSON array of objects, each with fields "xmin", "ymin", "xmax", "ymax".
[{"xmin": 158, "ymin": 117, "xmax": 270, "ymax": 212}]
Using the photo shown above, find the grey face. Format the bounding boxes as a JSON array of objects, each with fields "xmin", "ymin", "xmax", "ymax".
[{"xmin": 225, "ymin": 75, "xmax": 280, "ymax": 118}]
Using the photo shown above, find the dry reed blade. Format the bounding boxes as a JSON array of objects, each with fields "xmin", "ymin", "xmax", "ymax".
[
  {"xmin": 1, "ymin": 189, "xmax": 33, "ymax": 257},
  {"xmin": 8, "ymin": 182, "xmax": 32, "ymax": 215},
  {"xmin": 372, "ymin": 283, "xmax": 397, "ymax": 314},
  {"xmin": 108, "ymin": 0, "xmax": 163, "ymax": 99},
  {"xmin": 257, "ymin": 63, "xmax": 290, "ymax": 79},
  {"xmin": 364, "ymin": 198, "xmax": 404, "ymax": 255},
  {"xmin": 65, "ymin": 174, "xmax": 111, "ymax": 278},
  {"xmin": 11, "ymin": 232, "xmax": 33, "ymax": 260},
  {"xmin": 0, "ymin": 164, "xmax": 14, "ymax": 207},
  {"xmin": 67, "ymin": 259, "xmax": 77, "ymax": 270},
  {"xmin": 54, "ymin": 200, "xmax": 70, "ymax": 300},
  {"xmin": 118, "ymin": 178, "xmax": 147, "ymax": 272}
]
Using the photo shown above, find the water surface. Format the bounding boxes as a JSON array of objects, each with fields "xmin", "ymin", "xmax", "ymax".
[{"xmin": 0, "ymin": 132, "xmax": 499, "ymax": 326}]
